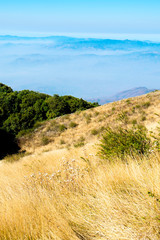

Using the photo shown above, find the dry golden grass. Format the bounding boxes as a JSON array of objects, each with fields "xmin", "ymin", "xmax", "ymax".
[
  {"xmin": 2, "ymin": 91, "xmax": 160, "ymax": 239},
  {"xmin": 19, "ymin": 90, "xmax": 160, "ymax": 154},
  {"xmin": 1, "ymin": 146, "xmax": 160, "ymax": 239}
]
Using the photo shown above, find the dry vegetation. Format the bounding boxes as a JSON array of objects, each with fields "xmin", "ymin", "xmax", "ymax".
[
  {"xmin": 1, "ymin": 149, "xmax": 160, "ymax": 239},
  {"xmin": 1, "ymin": 90, "xmax": 160, "ymax": 239},
  {"xmin": 19, "ymin": 90, "xmax": 160, "ymax": 154}
]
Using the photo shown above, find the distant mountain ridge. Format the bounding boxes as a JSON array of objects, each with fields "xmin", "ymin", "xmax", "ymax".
[
  {"xmin": 0, "ymin": 35, "xmax": 160, "ymax": 50},
  {"xmin": 1, "ymin": 35, "xmax": 160, "ymax": 99},
  {"xmin": 88, "ymin": 87, "xmax": 156, "ymax": 105}
]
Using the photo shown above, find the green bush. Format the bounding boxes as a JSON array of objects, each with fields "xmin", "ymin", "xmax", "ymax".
[
  {"xmin": 141, "ymin": 116, "xmax": 146, "ymax": 121},
  {"xmin": 132, "ymin": 119, "xmax": 137, "ymax": 125},
  {"xmin": 60, "ymin": 139, "xmax": 65, "ymax": 145},
  {"xmin": 94, "ymin": 111, "xmax": 99, "ymax": 116},
  {"xmin": 59, "ymin": 124, "xmax": 67, "ymax": 132},
  {"xmin": 74, "ymin": 136, "xmax": 85, "ymax": 148},
  {"xmin": 132, "ymin": 107, "xmax": 135, "ymax": 113},
  {"xmin": 4, "ymin": 152, "xmax": 29, "ymax": 163},
  {"xmin": 33, "ymin": 121, "xmax": 43, "ymax": 129},
  {"xmin": 143, "ymin": 101, "xmax": 150, "ymax": 108},
  {"xmin": 91, "ymin": 129, "xmax": 99, "ymax": 135},
  {"xmin": 135, "ymin": 104, "xmax": 141, "ymax": 109},
  {"xmin": 69, "ymin": 121, "xmax": 78, "ymax": 128},
  {"xmin": 126, "ymin": 99, "xmax": 131, "ymax": 104},
  {"xmin": 41, "ymin": 136, "xmax": 50, "ymax": 146},
  {"xmin": 117, "ymin": 111, "xmax": 129, "ymax": 124},
  {"xmin": 84, "ymin": 113, "xmax": 92, "ymax": 124},
  {"xmin": 74, "ymin": 142, "xmax": 85, "ymax": 148},
  {"xmin": 99, "ymin": 125, "xmax": 151, "ymax": 160}
]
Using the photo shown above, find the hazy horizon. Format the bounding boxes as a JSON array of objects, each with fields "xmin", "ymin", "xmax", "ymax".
[
  {"xmin": 1, "ymin": 0, "xmax": 160, "ymax": 98},
  {"xmin": 2, "ymin": 32, "xmax": 160, "ymax": 42},
  {"xmin": 0, "ymin": 35, "xmax": 160, "ymax": 99}
]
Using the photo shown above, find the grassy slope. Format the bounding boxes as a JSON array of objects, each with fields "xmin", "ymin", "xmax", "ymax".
[
  {"xmin": 1, "ymin": 90, "xmax": 160, "ymax": 239},
  {"xmin": 20, "ymin": 90, "xmax": 160, "ymax": 153}
]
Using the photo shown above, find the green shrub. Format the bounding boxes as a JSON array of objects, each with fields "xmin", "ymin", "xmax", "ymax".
[
  {"xmin": 151, "ymin": 124, "xmax": 160, "ymax": 151},
  {"xmin": 41, "ymin": 136, "xmax": 50, "ymax": 146},
  {"xmin": 60, "ymin": 139, "xmax": 65, "ymax": 145},
  {"xmin": 132, "ymin": 107, "xmax": 135, "ymax": 113},
  {"xmin": 91, "ymin": 129, "xmax": 99, "ymax": 135},
  {"xmin": 132, "ymin": 119, "xmax": 137, "ymax": 125},
  {"xmin": 74, "ymin": 142, "xmax": 85, "ymax": 148},
  {"xmin": 98, "ymin": 117, "xmax": 104, "ymax": 122},
  {"xmin": 17, "ymin": 128, "xmax": 33, "ymax": 138},
  {"xmin": 141, "ymin": 116, "xmax": 146, "ymax": 121},
  {"xmin": 126, "ymin": 99, "xmax": 131, "ymax": 104},
  {"xmin": 33, "ymin": 121, "xmax": 43, "ymax": 129},
  {"xmin": 74, "ymin": 136, "xmax": 85, "ymax": 148},
  {"xmin": 117, "ymin": 111, "xmax": 129, "ymax": 124},
  {"xmin": 58, "ymin": 124, "xmax": 67, "ymax": 132},
  {"xmin": 143, "ymin": 101, "xmax": 150, "ymax": 108},
  {"xmin": 63, "ymin": 114, "xmax": 70, "ymax": 120},
  {"xmin": 100, "ymin": 126, "xmax": 105, "ymax": 132},
  {"xmin": 69, "ymin": 122, "xmax": 78, "ymax": 128},
  {"xmin": 135, "ymin": 104, "xmax": 141, "ymax": 109},
  {"xmin": 99, "ymin": 125, "xmax": 151, "ymax": 160},
  {"xmin": 94, "ymin": 111, "xmax": 99, "ymax": 116},
  {"xmin": 4, "ymin": 151, "xmax": 29, "ymax": 163},
  {"xmin": 84, "ymin": 114, "xmax": 92, "ymax": 124}
]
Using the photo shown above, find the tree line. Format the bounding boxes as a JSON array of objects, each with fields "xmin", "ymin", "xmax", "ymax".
[{"xmin": 0, "ymin": 83, "xmax": 98, "ymax": 158}]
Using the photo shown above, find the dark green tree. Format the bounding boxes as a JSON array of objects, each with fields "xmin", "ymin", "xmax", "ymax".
[{"xmin": 0, "ymin": 128, "xmax": 20, "ymax": 159}]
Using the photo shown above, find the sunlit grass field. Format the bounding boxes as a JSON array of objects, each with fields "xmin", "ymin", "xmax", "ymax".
[
  {"xmin": 1, "ymin": 91, "xmax": 160, "ymax": 239},
  {"xmin": 1, "ymin": 147, "xmax": 160, "ymax": 239}
]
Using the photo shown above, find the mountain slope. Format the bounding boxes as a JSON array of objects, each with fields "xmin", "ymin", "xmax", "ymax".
[
  {"xmin": 19, "ymin": 89, "xmax": 160, "ymax": 154},
  {"xmin": 1, "ymin": 89, "xmax": 160, "ymax": 240}
]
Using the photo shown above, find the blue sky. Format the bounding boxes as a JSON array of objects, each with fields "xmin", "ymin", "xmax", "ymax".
[
  {"xmin": 1, "ymin": 0, "xmax": 160, "ymax": 36},
  {"xmin": 0, "ymin": 1, "xmax": 160, "ymax": 98}
]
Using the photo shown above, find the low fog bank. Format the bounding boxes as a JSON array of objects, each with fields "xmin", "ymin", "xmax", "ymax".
[{"xmin": 0, "ymin": 36, "xmax": 160, "ymax": 98}]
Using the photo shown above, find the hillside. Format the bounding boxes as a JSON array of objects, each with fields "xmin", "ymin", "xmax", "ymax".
[
  {"xmin": 0, "ymin": 83, "xmax": 98, "ymax": 158},
  {"xmin": 19, "ymin": 89, "xmax": 160, "ymax": 154},
  {"xmin": 1, "ymin": 90, "xmax": 160, "ymax": 239}
]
